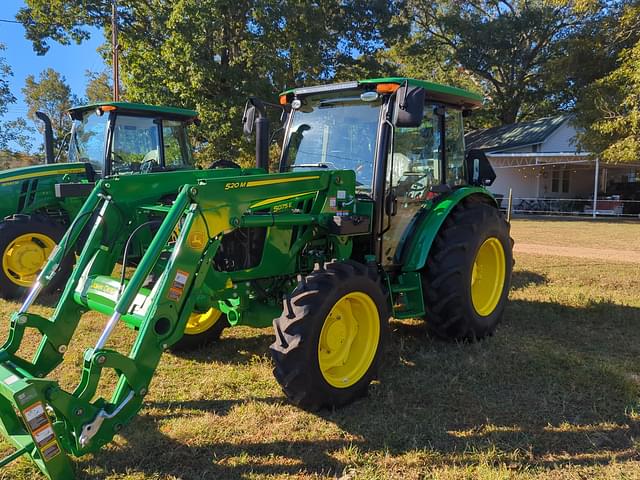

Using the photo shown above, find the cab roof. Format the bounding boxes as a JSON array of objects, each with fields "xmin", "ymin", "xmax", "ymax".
[
  {"xmin": 281, "ymin": 77, "xmax": 484, "ymax": 110},
  {"xmin": 68, "ymin": 102, "xmax": 198, "ymax": 120}
]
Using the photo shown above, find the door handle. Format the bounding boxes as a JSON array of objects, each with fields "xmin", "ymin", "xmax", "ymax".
[{"xmin": 385, "ymin": 190, "xmax": 398, "ymax": 217}]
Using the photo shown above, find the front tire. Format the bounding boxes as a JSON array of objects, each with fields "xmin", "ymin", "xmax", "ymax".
[
  {"xmin": 0, "ymin": 215, "xmax": 73, "ymax": 299},
  {"xmin": 170, "ymin": 308, "xmax": 228, "ymax": 352},
  {"xmin": 270, "ymin": 261, "xmax": 389, "ymax": 410},
  {"xmin": 421, "ymin": 196, "xmax": 513, "ymax": 340}
]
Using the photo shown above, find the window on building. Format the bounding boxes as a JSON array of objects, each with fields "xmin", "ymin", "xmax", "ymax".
[
  {"xmin": 562, "ymin": 170, "xmax": 570, "ymax": 193},
  {"xmin": 551, "ymin": 168, "xmax": 570, "ymax": 193}
]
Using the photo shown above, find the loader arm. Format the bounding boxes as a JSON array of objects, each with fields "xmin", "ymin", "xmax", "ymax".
[{"xmin": 0, "ymin": 167, "xmax": 362, "ymax": 479}]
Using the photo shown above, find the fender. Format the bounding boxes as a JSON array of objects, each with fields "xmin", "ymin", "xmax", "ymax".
[{"xmin": 398, "ymin": 186, "xmax": 498, "ymax": 272}]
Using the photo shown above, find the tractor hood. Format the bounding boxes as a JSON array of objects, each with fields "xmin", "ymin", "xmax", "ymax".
[
  {"xmin": 0, "ymin": 163, "xmax": 88, "ymax": 187},
  {"xmin": 0, "ymin": 162, "xmax": 90, "ymax": 220}
]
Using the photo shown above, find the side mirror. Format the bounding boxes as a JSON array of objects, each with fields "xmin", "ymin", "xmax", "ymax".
[
  {"xmin": 393, "ymin": 85, "xmax": 425, "ymax": 128},
  {"xmin": 464, "ymin": 149, "xmax": 496, "ymax": 187},
  {"xmin": 242, "ymin": 103, "xmax": 256, "ymax": 136}
]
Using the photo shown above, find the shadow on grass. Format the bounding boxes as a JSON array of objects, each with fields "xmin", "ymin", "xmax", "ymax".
[
  {"xmin": 78, "ymin": 298, "xmax": 640, "ymax": 479},
  {"xmin": 171, "ymin": 330, "xmax": 274, "ymax": 365},
  {"xmin": 511, "ymin": 270, "xmax": 548, "ymax": 290}
]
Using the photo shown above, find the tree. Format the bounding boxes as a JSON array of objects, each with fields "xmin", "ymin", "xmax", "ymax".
[
  {"xmin": 572, "ymin": 3, "xmax": 640, "ymax": 162},
  {"xmin": 0, "ymin": 43, "xmax": 16, "ymax": 117},
  {"xmin": 17, "ymin": 1, "xmax": 407, "ymax": 164},
  {"xmin": 22, "ymin": 68, "xmax": 76, "ymax": 153},
  {"xmin": 85, "ymin": 70, "xmax": 113, "ymax": 103},
  {"xmin": 405, "ymin": 0, "xmax": 590, "ymax": 125}
]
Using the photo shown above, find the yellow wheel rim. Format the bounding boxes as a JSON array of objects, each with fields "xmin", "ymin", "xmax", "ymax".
[
  {"xmin": 318, "ymin": 291, "xmax": 380, "ymax": 388},
  {"xmin": 471, "ymin": 237, "xmax": 506, "ymax": 316},
  {"xmin": 2, "ymin": 233, "xmax": 56, "ymax": 287},
  {"xmin": 185, "ymin": 308, "xmax": 222, "ymax": 335}
]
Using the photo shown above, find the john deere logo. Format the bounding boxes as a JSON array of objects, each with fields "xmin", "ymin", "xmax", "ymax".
[{"xmin": 188, "ymin": 231, "xmax": 205, "ymax": 249}]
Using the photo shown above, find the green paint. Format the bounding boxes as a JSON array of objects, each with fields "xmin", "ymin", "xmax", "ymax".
[
  {"xmin": 281, "ymin": 77, "xmax": 483, "ymax": 108},
  {"xmin": 0, "ymin": 78, "xmax": 500, "ymax": 480},
  {"xmin": 400, "ymin": 187, "xmax": 496, "ymax": 272},
  {"xmin": 68, "ymin": 101, "xmax": 198, "ymax": 120}
]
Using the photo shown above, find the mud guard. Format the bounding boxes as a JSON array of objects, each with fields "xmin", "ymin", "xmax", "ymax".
[{"xmin": 398, "ymin": 187, "xmax": 498, "ymax": 272}]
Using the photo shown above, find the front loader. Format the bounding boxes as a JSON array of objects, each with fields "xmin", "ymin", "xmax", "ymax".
[{"xmin": 0, "ymin": 78, "xmax": 513, "ymax": 479}]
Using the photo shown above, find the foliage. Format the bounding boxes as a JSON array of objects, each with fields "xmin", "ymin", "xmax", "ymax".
[
  {"xmin": 0, "ymin": 118, "xmax": 34, "ymax": 154},
  {"xmin": 22, "ymin": 68, "xmax": 76, "ymax": 154},
  {"xmin": 15, "ymin": 0, "xmax": 640, "ymax": 163},
  {"xmin": 571, "ymin": 3, "xmax": 640, "ymax": 162},
  {"xmin": 405, "ymin": 0, "xmax": 591, "ymax": 125},
  {"xmin": 18, "ymin": 0, "xmax": 407, "ymax": 164},
  {"xmin": 85, "ymin": 70, "xmax": 113, "ymax": 103},
  {"xmin": 0, "ymin": 44, "xmax": 16, "ymax": 117}
]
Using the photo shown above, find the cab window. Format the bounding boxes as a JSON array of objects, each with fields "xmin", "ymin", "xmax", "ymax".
[
  {"xmin": 284, "ymin": 95, "xmax": 382, "ymax": 194},
  {"xmin": 446, "ymin": 109, "xmax": 465, "ymax": 186},
  {"xmin": 163, "ymin": 120, "xmax": 193, "ymax": 168},
  {"xmin": 111, "ymin": 115, "xmax": 160, "ymax": 173},
  {"xmin": 388, "ymin": 103, "xmax": 441, "ymax": 200}
]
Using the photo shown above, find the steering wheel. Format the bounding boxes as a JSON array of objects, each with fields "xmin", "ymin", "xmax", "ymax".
[
  {"xmin": 140, "ymin": 158, "xmax": 157, "ymax": 174},
  {"xmin": 209, "ymin": 159, "xmax": 241, "ymax": 169}
]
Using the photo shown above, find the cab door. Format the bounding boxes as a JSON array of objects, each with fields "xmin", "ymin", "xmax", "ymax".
[
  {"xmin": 381, "ymin": 104, "xmax": 441, "ymax": 265},
  {"xmin": 380, "ymin": 106, "xmax": 467, "ymax": 266}
]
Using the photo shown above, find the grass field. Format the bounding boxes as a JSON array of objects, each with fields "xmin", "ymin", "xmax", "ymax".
[{"xmin": 1, "ymin": 219, "xmax": 639, "ymax": 479}]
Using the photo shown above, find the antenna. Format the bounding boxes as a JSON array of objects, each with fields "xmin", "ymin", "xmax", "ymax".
[{"xmin": 111, "ymin": 0, "xmax": 120, "ymax": 101}]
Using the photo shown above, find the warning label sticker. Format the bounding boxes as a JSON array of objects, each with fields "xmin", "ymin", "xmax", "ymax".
[
  {"xmin": 20, "ymin": 400, "xmax": 61, "ymax": 462},
  {"xmin": 15, "ymin": 386, "xmax": 37, "ymax": 406},
  {"xmin": 167, "ymin": 270, "xmax": 189, "ymax": 302},
  {"xmin": 33, "ymin": 424, "xmax": 55, "ymax": 448},
  {"xmin": 41, "ymin": 440, "xmax": 61, "ymax": 461},
  {"xmin": 173, "ymin": 270, "xmax": 189, "ymax": 289},
  {"xmin": 23, "ymin": 402, "xmax": 48, "ymax": 431}
]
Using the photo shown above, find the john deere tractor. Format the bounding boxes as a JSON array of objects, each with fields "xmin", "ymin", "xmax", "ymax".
[
  {"xmin": 0, "ymin": 78, "xmax": 512, "ymax": 479},
  {"xmin": 0, "ymin": 103, "xmax": 199, "ymax": 299}
]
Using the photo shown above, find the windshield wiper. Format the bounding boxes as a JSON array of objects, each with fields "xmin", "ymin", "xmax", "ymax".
[{"xmin": 293, "ymin": 162, "xmax": 335, "ymax": 169}]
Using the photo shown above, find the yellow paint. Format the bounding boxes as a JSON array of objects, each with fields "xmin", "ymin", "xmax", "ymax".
[
  {"xmin": 249, "ymin": 191, "xmax": 316, "ymax": 209},
  {"xmin": 318, "ymin": 291, "xmax": 380, "ymax": 388},
  {"xmin": 2, "ymin": 232, "xmax": 56, "ymax": 287},
  {"xmin": 245, "ymin": 175, "xmax": 320, "ymax": 188},
  {"xmin": 471, "ymin": 237, "xmax": 506, "ymax": 316},
  {"xmin": 0, "ymin": 168, "xmax": 86, "ymax": 184},
  {"xmin": 187, "ymin": 209, "xmax": 230, "ymax": 251},
  {"xmin": 185, "ymin": 308, "xmax": 222, "ymax": 335}
]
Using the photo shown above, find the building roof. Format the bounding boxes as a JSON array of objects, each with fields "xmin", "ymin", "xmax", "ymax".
[
  {"xmin": 465, "ymin": 115, "xmax": 568, "ymax": 152},
  {"xmin": 68, "ymin": 102, "xmax": 198, "ymax": 120},
  {"xmin": 281, "ymin": 77, "xmax": 484, "ymax": 109}
]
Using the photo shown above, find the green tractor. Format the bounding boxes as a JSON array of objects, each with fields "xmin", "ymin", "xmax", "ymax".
[
  {"xmin": 0, "ymin": 103, "xmax": 199, "ymax": 299},
  {"xmin": 0, "ymin": 78, "xmax": 512, "ymax": 479}
]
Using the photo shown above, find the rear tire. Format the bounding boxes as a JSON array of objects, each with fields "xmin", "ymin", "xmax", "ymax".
[
  {"xmin": 421, "ymin": 196, "xmax": 513, "ymax": 340},
  {"xmin": 270, "ymin": 260, "xmax": 389, "ymax": 410},
  {"xmin": 0, "ymin": 215, "xmax": 73, "ymax": 299}
]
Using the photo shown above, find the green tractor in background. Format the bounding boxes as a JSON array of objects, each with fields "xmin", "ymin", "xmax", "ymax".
[
  {"xmin": 0, "ymin": 78, "xmax": 513, "ymax": 480},
  {"xmin": 0, "ymin": 103, "xmax": 199, "ymax": 299}
]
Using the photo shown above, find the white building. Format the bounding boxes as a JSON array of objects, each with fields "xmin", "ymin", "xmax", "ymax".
[{"xmin": 465, "ymin": 116, "xmax": 640, "ymax": 216}]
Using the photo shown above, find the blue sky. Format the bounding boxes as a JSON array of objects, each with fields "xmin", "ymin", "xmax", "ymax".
[{"xmin": 1, "ymin": 0, "xmax": 105, "ymax": 141}]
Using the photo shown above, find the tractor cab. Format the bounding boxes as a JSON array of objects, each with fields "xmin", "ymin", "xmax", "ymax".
[
  {"xmin": 67, "ymin": 102, "xmax": 198, "ymax": 179},
  {"xmin": 276, "ymin": 78, "xmax": 493, "ymax": 265}
]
